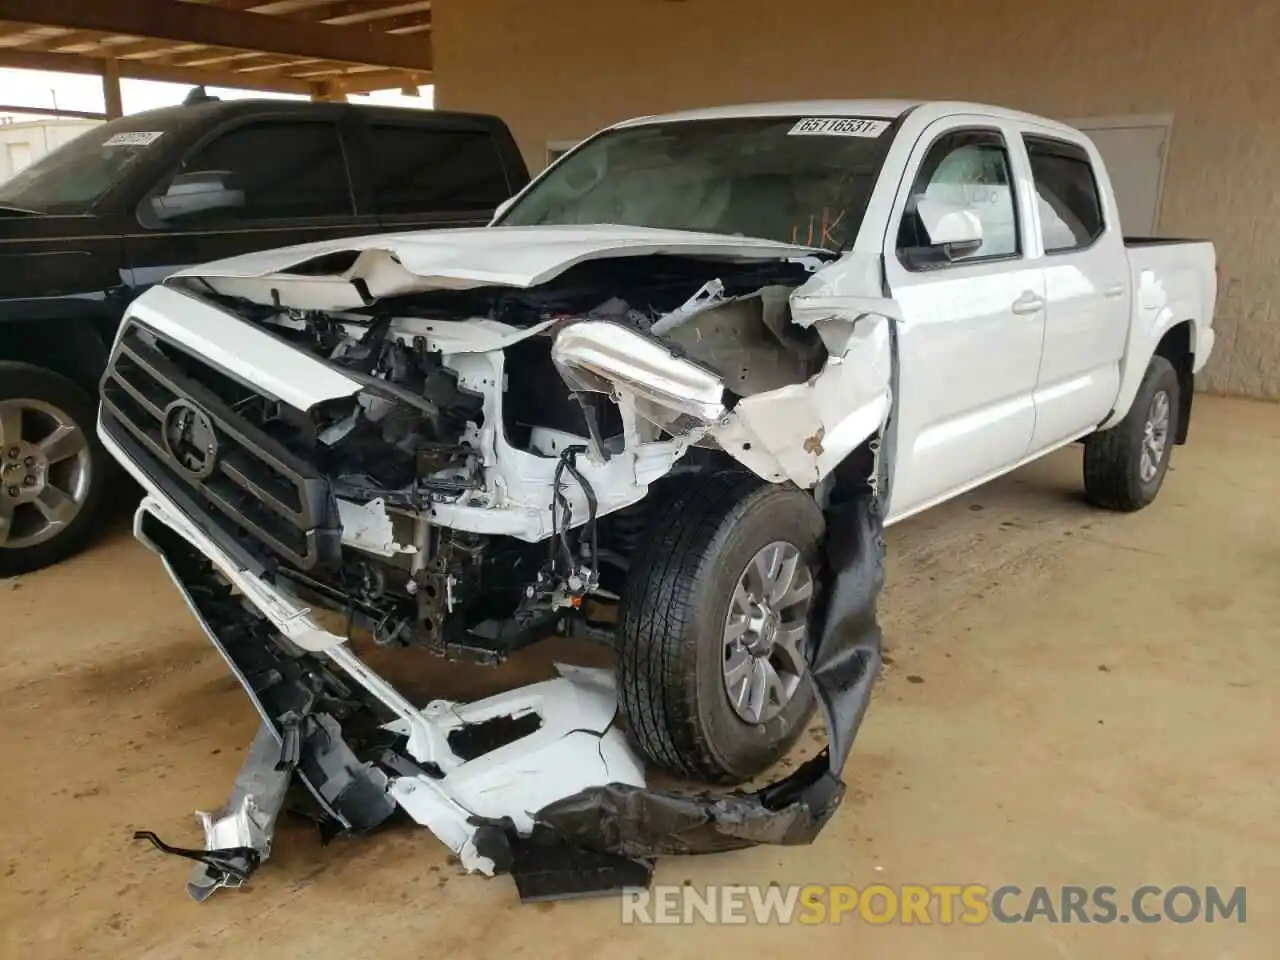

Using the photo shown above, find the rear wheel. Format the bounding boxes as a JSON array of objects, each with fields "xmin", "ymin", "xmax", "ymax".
[
  {"xmin": 1083, "ymin": 355, "xmax": 1180, "ymax": 512},
  {"xmin": 0, "ymin": 363, "xmax": 110, "ymax": 576},
  {"xmin": 616, "ymin": 471, "xmax": 823, "ymax": 783}
]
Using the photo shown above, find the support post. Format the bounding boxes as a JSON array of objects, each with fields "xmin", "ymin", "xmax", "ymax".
[{"xmin": 101, "ymin": 58, "xmax": 123, "ymax": 118}]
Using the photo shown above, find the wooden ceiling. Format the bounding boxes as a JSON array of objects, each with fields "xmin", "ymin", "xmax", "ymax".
[{"xmin": 0, "ymin": 0, "xmax": 433, "ymax": 98}]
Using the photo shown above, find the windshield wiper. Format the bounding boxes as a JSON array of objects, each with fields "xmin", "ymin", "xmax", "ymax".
[{"xmin": 0, "ymin": 204, "xmax": 42, "ymax": 216}]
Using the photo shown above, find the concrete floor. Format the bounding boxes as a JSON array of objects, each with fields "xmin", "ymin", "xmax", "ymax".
[{"xmin": 1, "ymin": 395, "xmax": 1276, "ymax": 959}]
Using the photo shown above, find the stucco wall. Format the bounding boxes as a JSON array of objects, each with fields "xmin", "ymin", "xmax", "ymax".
[{"xmin": 435, "ymin": 0, "xmax": 1280, "ymax": 398}]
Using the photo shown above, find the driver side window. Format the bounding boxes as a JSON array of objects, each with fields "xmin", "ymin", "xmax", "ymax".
[
  {"xmin": 897, "ymin": 129, "xmax": 1020, "ymax": 265},
  {"xmin": 146, "ymin": 120, "xmax": 353, "ymax": 229}
]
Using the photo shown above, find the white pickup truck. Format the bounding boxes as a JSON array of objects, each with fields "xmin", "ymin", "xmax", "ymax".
[{"xmin": 98, "ymin": 100, "xmax": 1216, "ymax": 894}]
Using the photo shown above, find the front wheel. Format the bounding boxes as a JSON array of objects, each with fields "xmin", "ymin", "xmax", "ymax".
[
  {"xmin": 1083, "ymin": 355, "xmax": 1180, "ymax": 512},
  {"xmin": 616, "ymin": 471, "xmax": 823, "ymax": 784},
  {"xmin": 0, "ymin": 362, "xmax": 111, "ymax": 576}
]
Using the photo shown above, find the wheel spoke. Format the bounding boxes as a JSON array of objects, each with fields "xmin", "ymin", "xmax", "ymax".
[
  {"xmin": 748, "ymin": 658, "xmax": 786, "ymax": 720},
  {"xmin": 772, "ymin": 622, "xmax": 808, "ymax": 675},
  {"xmin": 767, "ymin": 549, "xmax": 800, "ymax": 606},
  {"xmin": 777, "ymin": 570, "xmax": 814, "ymax": 609},
  {"xmin": 34, "ymin": 484, "xmax": 77, "ymax": 526},
  {"xmin": 0, "ymin": 403, "xmax": 21, "ymax": 448},
  {"xmin": 38, "ymin": 423, "xmax": 87, "ymax": 464},
  {"xmin": 753, "ymin": 544, "xmax": 782, "ymax": 592},
  {"xmin": 729, "ymin": 582, "xmax": 754, "ymax": 618},
  {"xmin": 743, "ymin": 659, "xmax": 770, "ymax": 724},
  {"xmin": 1152, "ymin": 392, "xmax": 1169, "ymax": 426},
  {"xmin": 725, "ymin": 648, "xmax": 753, "ymax": 694},
  {"xmin": 724, "ymin": 612, "xmax": 750, "ymax": 646}
]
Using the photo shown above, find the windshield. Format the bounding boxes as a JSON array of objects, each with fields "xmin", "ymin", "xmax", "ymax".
[
  {"xmin": 0, "ymin": 119, "xmax": 180, "ymax": 215},
  {"xmin": 498, "ymin": 115, "xmax": 896, "ymax": 250}
]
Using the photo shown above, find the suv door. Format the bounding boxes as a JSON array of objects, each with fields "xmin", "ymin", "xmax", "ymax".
[
  {"xmin": 882, "ymin": 118, "xmax": 1046, "ymax": 520},
  {"xmin": 125, "ymin": 111, "xmax": 378, "ymax": 288},
  {"xmin": 358, "ymin": 117, "xmax": 519, "ymax": 231},
  {"xmin": 1019, "ymin": 129, "xmax": 1129, "ymax": 450}
]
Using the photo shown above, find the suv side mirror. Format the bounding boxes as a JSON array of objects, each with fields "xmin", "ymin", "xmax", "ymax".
[
  {"xmin": 916, "ymin": 197, "xmax": 984, "ymax": 260},
  {"xmin": 151, "ymin": 170, "xmax": 244, "ymax": 222}
]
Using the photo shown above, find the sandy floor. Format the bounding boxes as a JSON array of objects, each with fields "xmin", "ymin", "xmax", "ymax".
[{"xmin": 1, "ymin": 395, "xmax": 1276, "ymax": 959}]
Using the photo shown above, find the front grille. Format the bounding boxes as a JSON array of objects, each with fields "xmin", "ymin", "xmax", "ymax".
[{"xmin": 101, "ymin": 321, "xmax": 342, "ymax": 571}]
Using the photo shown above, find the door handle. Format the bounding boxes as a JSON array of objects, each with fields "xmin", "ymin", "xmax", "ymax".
[
  {"xmin": 1011, "ymin": 290, "xmax": 1046, "ymax": 315},
  {"xmin": 1103, "ymin": 284, "xmax": 1126, "ymax": 299}
]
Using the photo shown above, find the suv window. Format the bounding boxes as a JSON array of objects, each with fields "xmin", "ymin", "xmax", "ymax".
[
  {"xmin": 898, "ymin": 129, "xmax": 1019, "ymax": 266},
  {"xmin": 369, "ymin": 124, "xmax": 511, "ymax": 213},
  {"xmin": 157, "ymin": 119, "xmax": 353, "ymax": 226},
  {"xmin": 1024, "ymin": 135, "xmax": 1105, "ymax": 252}
]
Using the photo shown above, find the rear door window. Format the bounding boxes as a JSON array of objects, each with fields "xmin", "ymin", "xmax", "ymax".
[
  {"xmin": 368, "ymin": 123, "xmax": 512, "ymax": 214},
  {"xmin": 1023, "ymin": 135, "xmax": 1105, "ymax": 252}
]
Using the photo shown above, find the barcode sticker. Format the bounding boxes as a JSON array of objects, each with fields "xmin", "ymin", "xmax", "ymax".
[
  {"xmin": 102, "ymin": 131, "xmax": 165, "ymax": 147},
  {"xmin": 787, "ymin": 117, "xmax": 890, "ymax": 138}
]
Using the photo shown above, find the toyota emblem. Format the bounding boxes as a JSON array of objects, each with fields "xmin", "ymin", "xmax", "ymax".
[{"xmin": 161, "ymin": 399, "xmax": 219, "ymax": 480}]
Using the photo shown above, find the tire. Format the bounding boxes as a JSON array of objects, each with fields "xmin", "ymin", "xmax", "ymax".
[
  {"xmin": 0, "ymin": 362, "xmax": 111, "ymax": 576},
  {"xmin": 1083, "ymin": 355, "xmax": 1180, "ymax": 512},
  {"xmin": 616, "ymin": 470, "xmax": 824, "ymax": 784}
]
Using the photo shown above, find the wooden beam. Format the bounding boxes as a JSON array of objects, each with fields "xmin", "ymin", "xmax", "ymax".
[
  {"xmin": 335, "ymin": 69, "xmax": 427, "ymax": 93},
  {"xmin": 0, "ymin": 102, "xmax": 106, "ymax": 120},
  {"xmin": 96, "ymin": 39, "xmax": 208, "ymax": 60},
  {"xmin": 319, "ymin": 2, "xmax": 432, "ymax": 26},
  {"xmin": 101, "ymin": 57, "xmax": 122, "ymax": 118},
  {"xmin": 351, "ymin": 11, "xmax": 431, "ymax": 32},
  {"xmin": 0, "ymin": 47, "xmax": 316, "ymax": 94},
  {"xmin": 0, "ymin": 0, "xmax": 432, "ymax": 70}
]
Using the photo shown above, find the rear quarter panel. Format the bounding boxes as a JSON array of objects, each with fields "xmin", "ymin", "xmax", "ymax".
[{"xmin": 1100, "ymin": 240, "xmax": 1217, "ymax": 429}]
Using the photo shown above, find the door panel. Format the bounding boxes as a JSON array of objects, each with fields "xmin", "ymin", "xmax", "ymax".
[
  {"xmin": 884, "ymin": 119, "xmax": 1045, "ymax": 520},
  {"xmin": 888, "ymin": 266, "xmax": 1045, "ymax": 517},
  {"xmin": 1021, "ymin": 131, "xmax": 1128, "ymax": 450}
]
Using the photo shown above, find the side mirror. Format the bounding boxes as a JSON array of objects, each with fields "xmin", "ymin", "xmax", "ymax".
[
  {"xmin": 916, "ymin": 197, "xmax": 984, "ymax": 260},
  {"xmin": 150, "ymin": 170, "xmax": 244, "ymax": 222}
]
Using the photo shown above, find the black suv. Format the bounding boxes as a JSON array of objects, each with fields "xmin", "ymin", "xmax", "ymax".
[{"xmin": 0, "ymin": 96, "xmax": 529, "ymax": 575}]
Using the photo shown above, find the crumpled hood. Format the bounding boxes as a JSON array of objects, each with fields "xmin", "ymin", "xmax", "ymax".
[{"xmin": 168, "ymin": 223, "xmax": 827, "ymax": 310}]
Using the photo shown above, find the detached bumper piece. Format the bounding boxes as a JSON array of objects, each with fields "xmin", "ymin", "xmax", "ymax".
[{"xmin": 131, "ymin": 495, "xmax": 883, "ymax": 903}]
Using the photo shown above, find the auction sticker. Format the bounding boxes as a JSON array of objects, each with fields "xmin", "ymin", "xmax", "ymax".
[
  {"xmin": 102, "ymin": 131, "xmax": 165, "ymax": 147},
  {"xmin": 788, "ymin": 117, "xmax": 890, "ymax": 137}
]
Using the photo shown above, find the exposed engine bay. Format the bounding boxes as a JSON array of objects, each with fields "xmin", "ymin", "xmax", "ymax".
[{"xmin": 166, "ymin": 245, "xmax": 893, "ymax": 665}]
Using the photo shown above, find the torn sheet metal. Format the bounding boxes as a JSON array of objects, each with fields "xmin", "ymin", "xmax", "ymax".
[
  {"xmin": 131, "ymin": 490, "xmax": 883, "ymax": 902},
  {"xmin": 531, "ymin": 496, "xmax": 884, "ymax": 860},
  {"xmin": 186, "ymin": 723, "xmax": 292, "ymax": 901},
  {"xmin": 385, "ymin": 665, "xmax": 646, "ymax": 872},
  {"xmin": 551, "ymin": 308, "xmax": 893, "ymax": 491}
]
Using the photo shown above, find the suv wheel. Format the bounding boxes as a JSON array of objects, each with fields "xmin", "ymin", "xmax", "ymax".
[
  {"xmin": 0, "ymin": 363, "xmax": 110, "ymax": 576},
  {"xmin": 616, "ymin": 471, "xmax": 822, "ymax": 784}
]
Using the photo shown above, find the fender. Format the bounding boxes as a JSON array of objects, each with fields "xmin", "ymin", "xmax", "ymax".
[
  {"xmin": 0, "ymin": 298, "xmax": 120, "ymax": 388},
  {"xmin": 1098, "ymin": 266, "xmax": 1213, "ymax": 433}
]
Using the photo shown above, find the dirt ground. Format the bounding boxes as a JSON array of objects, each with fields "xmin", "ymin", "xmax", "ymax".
[{"xmin": 1, "ymin": 395, "xmax": 1276, "ymax": 959}]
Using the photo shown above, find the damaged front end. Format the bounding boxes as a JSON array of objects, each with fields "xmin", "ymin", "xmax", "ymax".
[
  {"xmin": 100, "ymin": 232, "xmax": 897, "ymax": 901},
  {"xmin": 131, "ymin": 484, "xmax": 883, "ymax": 901}
]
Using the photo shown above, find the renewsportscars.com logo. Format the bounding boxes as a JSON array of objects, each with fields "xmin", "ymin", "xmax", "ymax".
[{"xmin": 621, "ymin": 884, "xmax": 1247, "ymax": 926}]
